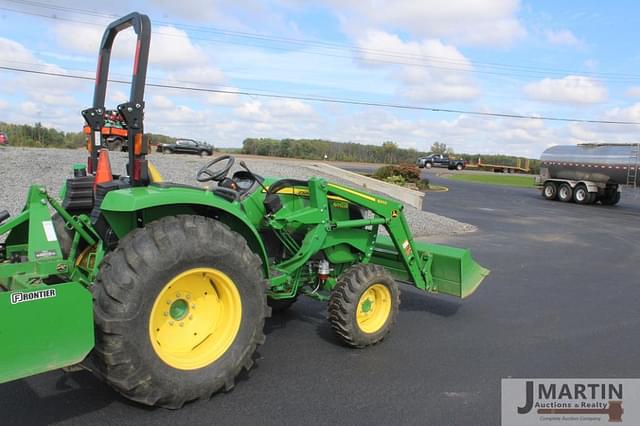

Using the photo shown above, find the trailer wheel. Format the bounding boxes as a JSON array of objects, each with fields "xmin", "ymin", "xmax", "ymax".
[
  {"xmin": 92, "ymin": 215, "xmax": 268, "ymax": 408},
  {"xmin": 328, "ymin": 264, "xmax": 399, "ymax": 348},
  {"xmin": 542, "ymin": 182, "xmax": 557, "ymax": 200},
  {"xmin": 558, "ymin": 183, "xmax": 573, "ymax": 202},
  {"xmin": 601, "ymin": 190, "xmax": 621, "ymax": 206},
  {"xmin": 573, "ymin": 184, "xmax": 592, "ymax": 205}
]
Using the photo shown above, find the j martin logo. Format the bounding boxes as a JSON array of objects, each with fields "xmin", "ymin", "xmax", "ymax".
[{"xmin": 502, "ymin": 379, "xmax": 640, "ymax": 425}]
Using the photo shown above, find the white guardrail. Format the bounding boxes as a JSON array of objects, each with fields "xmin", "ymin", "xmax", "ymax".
[{"xmin": 307, "ymin": 163, "xmax": 425, "ymax": 210}]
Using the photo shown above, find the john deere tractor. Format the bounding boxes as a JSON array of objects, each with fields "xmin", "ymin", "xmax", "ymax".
[{"xmin": 0, "ymin": 13, "xmax": 489, "ymax": 408}]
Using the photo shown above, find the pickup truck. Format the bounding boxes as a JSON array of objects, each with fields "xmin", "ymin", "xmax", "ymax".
[
  {"xmin": 156, "ymin": 139, "xmax": 214, "ymax": 156},
  {"xmin": 416, "ymin": 154, "xmax": 466, "ymax": 170}
]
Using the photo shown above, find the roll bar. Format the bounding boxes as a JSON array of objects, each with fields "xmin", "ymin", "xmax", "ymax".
[{"xmin": 81, "ymin": 12, "xmax": 151, "ymax": 186}]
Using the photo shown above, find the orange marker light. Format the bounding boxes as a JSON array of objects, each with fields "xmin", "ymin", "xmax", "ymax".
[{"xmin": 134, "ymin": 133, "xmax": 143, "ymax": 155}]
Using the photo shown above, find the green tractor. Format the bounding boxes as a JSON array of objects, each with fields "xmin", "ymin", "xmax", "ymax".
[{"xmin": 0, "ymin": 13, "xmax": 489, "ymax": 408}]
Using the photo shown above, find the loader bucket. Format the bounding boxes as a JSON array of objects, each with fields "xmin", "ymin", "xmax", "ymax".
[
  {"xmin": 418, "ymin": 242, "xmax": 489, "ymax": 298},
  {"xmin": 371, "ymin": 236, "xmax": 489, "ymax": 298}
]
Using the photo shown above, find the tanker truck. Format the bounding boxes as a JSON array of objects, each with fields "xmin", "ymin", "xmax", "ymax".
[{"xmin": 537, "ymin": 143, "xmax": 639, "ymax": 205}]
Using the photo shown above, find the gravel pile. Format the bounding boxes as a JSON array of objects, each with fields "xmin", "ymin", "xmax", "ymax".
[{"xmin": 0, "ymin": 147, "xmax": 475, "ymax": 237}]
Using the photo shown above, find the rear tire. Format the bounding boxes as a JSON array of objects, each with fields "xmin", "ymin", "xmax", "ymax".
[
  {"xmin": 456, "ymin": 163, "xmax": 464, "ymax": 171},
  {"xmin": 425, "ymin": 162, "xmax": 433, "ymax": 169},
  {"xmin": 573, "ymin": 184, "xmax": 592, "ymax": 205},
  {"xmin": 328, "ymin": 264, "xmax": 399, "ymax": 348},
  {"xmin": 542, "ymin": 182, "xmax": 557, "ymax": 200},
  {"xmin": 601, "ymin": 190, "xmax": 621, "ymax": 206},
  {"xmin": 558, "ymin": 183, "xmax": 573, "ymax": 202},
  {"xmin": 92, "ymin": 215, "xmax": 268, "ymax": 408}
]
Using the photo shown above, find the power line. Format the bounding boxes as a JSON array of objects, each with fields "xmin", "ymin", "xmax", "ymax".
[
  {"xmin": 2, "ymin": 64, "xmax": 638, "ymax": 125},
  {"xmin": 4, "ymin": 1, "xmax": 640, "ymax": 84}
]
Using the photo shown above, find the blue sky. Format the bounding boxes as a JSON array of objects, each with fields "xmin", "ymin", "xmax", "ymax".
[{"xmin": 1, "ymin": 0, "xmax": 640, "ymax": 157}]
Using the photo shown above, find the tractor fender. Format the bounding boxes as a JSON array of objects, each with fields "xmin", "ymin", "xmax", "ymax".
[{"xmin": 97, "ymin": 185, "xmax": 270, "ymax": 277}]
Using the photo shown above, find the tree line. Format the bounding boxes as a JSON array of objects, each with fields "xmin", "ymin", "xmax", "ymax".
[
  {"xmin": 242, "ymin": 138, "xmax": 425, "ymax": 164},
  {"xmin": 0, "ymin": 122, "xmax": 177, "ymax": 149},
  {"xmin": 242, "ymin": 138, "xmax": 539, "ymax": 174},
  {"xmin": 0, "ymin": 122, "xmax": 539, "ymax": 174}
]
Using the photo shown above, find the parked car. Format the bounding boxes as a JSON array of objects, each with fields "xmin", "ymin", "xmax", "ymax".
[
  {"xmin": 416, "ymin": 154, "xmax": 466, "ymax": 170},
  {"xmin": 156, "ymin": 139, "xmax": 214, "ymax": 156},
  {"xmin": 0, "ymin": 132, "xmax": 8, "ymax": 146}
]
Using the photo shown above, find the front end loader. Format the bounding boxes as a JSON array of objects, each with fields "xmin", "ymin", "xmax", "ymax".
[{"xmin": 0, "ymin": 12, "xmax": 489, "ymax": 408}]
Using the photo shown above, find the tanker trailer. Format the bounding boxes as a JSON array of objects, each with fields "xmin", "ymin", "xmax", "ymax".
[{"xmin": 537, "ymin": 143, "xmax": 639, "ymax": 205}]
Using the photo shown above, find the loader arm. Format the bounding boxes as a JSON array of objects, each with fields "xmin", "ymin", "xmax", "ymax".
[{"xmin": 265, "ymin": 178, "xmax": 488, "ymax": 298}]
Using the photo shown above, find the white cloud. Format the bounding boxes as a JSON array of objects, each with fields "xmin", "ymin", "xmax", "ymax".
[
  {"xmin": 325, "ymin": 0, "xmax": 526, "ymax": 46},
  {"xmin": 234, "ymin": 99, "xmax": 316, "ymax": 121},
  {"xmin": 523, "ymin": 76, "xmax": 607, "ymax": 104},
  {"xmin": 53, "ymin": 23, "xmax": 207, "ymax": 70},
  {"xmin": 151, "ymin": 95, "xmax": 176, "ymax": 110},
  {"xmin": 167, "ymin": 66, "xmax": 225, "ymax": 85},
  {"xmin": 355, "ymin": 30, "xmax": 479, "ymax": 102},
  {"xmin": 603, "ymin": 102, "xmax": 640, "ymax": 124},
  {"xmin": 567, "ymin": 103, "xmax": 640, "ymax": 143},
  {"xmin": 544, "ymin": 29, "xmax": 583, "ymax": 48},
  {"xmin": 626, "ymin": 86, "xmax": 640, "ymax": 97},
  {"xmin": 0, "ymin": 37, "xmax": 38, "ymax": 63}
]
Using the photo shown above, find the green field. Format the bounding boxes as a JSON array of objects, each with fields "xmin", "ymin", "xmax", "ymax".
[{"xmin": 447, "ymin": 173, "xmax": 536, "ymax": 188}]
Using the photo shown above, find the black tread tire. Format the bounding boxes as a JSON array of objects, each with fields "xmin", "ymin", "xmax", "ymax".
[
  {"xmin": 456, "ymin": 163, "xmax": 464, "ymax": 171},
  {"xmin": 267, "ymin": 296, "xmax": 297, "ymax": 313},
  {"xmin": 425, "ymin": 162, "xmax": 433, "ymax": 169},
  {"xmin": 601, "ymin": 190, "xmax": 621, "ymax": 206},
  {"xmin": 542, "ymin": 182, "xmax": 557, "ymax": 200},
  {"xmin": 91, "ymin": 215, "xmax": 268, "ymax": 408},
  {"xmin": 328, "ymin": 264, "xmax": 399, "ymax": 348},
  {"xmin": 573, "ymin": 184, "xmax": 591, "ymax": 205},
  {"xmin": 558, "ymin": 183, "xmax": 573, "ymax": 202}
]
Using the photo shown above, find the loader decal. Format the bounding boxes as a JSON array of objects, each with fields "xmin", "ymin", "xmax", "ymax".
[{"xmin": 10, "ymin": 289, "xmax": 57, "ymax": 305}]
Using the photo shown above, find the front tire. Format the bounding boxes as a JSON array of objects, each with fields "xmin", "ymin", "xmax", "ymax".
[
  {"xmin": 456, "ymin": 163, "xmax": 464, "ymax": 171},
  {"xmin": 328, "ymin": 264, "xmax": 399, "ymax": 348},
  {"xmin": 425, "ymin": 162, "xmax": 433, "ymax": 169},
  {"xmin": 92, "ymin": 215, "xmax": 268, "ymax": 408},
  {"xmin": 542, "ymin": 182, "xmax": 557, "ymax": 200}
]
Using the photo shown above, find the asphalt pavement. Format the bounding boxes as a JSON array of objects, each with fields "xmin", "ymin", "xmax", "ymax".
[{"xmin": 2, "ymin": 170, "xmax": 640, "ymax": 425}]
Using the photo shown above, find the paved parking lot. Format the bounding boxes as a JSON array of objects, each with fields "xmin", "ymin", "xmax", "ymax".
[{"xmin": 2, "ymin": 170, "xmax": 640, "ymax": 426}]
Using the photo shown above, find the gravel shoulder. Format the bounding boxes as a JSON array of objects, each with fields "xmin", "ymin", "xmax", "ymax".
[{"xmin": 0, "ymin": 147, "xmax": 475, "ymax": 237}]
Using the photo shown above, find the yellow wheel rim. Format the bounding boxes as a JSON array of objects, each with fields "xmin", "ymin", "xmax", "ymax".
[
  {"xmin": 356, "ymin": 283, "xmax": 392, "ymax": 334},
  {"xmin": 149, "ymin": 268, "xmax": 242, "ymax": 370}
]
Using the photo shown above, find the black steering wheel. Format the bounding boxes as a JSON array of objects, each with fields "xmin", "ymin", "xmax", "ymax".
[{"xmin": 196, "ymin": 155, "xmax": 235, "ymax": 182}]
